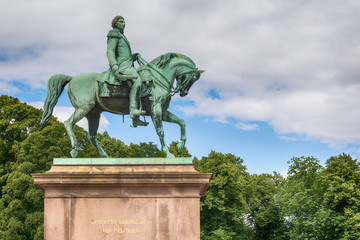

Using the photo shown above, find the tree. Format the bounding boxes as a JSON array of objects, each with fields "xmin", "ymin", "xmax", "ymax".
[
  {"xmin": 0, "ymin": 95, "xmax": 61, "ymax": 239},
  {"xmin": 96, "ymin": 131, "xmax": 129, "ymax": 157},
  {"xmin": 321, "ymin": 154, "xmax": 360, "ymax": 240},
  {"xmin": 278, "ymin": 156, "xmax": 330, "ymax": 240},
  {"xmin": 168, "ymin": 141, "xmax": 191, "ymax": 157},
  {"xmin": 128, "ymin": 142, "xmax": 164, "ymax": 158},
  {"xmin": 194, "ymin": 151, "xmax": 251, "ymax": 240},
  {"xmin": 0, "ymin": 117, "xmax": 100, "ymax": 239},
  {"xmin": 0, "ymin": 95, "xmax": 43, "ymax": 189},
  {"xmin": 247, "ymin": 173, "xmax": 288, "ymax": 240}
]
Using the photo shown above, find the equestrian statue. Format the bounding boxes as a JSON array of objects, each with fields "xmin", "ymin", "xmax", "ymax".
[{"xmin": 40, "ymin": 15, "xmax": 204, "ymax": 158}]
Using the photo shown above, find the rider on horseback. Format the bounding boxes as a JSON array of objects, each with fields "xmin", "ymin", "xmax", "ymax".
[{"xmin": 107, "ymin": 15, "xmax": 148, "ymax": 127}]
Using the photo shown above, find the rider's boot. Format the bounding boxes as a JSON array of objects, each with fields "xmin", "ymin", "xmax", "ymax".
[
  {"xmin": 132, "ymin": 116, "xmax": 149, "ymax": 128},
  {"xmin": 129, "ymin": 82, "xmax": 146, "ymax": 127},
  {"xmin": 130, "ymin": 108, "xmax": 147, "ymax": 128}
]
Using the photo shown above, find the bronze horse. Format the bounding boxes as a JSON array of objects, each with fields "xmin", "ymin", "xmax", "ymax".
[{"xmin": 40, "ymin": 53, "xmax": 204, "ymax": 158}]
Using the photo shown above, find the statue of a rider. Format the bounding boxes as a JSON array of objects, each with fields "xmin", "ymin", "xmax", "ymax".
[{"xmin": 106, "ymin": 15, "xmax": 148, "ymax": 127}]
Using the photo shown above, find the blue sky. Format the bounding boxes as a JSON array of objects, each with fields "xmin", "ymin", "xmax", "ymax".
[{"xmin": 1, "ymin": 0, "xmax": 360, "ymax": 174}]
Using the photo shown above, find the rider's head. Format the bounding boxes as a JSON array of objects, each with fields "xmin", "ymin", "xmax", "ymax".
[{"xmin": 111, "ymin": 16, "xmax": 124, "ymax": 29}]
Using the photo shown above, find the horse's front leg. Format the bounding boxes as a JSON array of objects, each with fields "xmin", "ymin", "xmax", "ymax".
[
  {"xmin": 162, "ymin": 110, "xmax": 186, "ymax": 153},
  {"xmin": 151, "ymin": 104, "xmax": 175, "ymax": 158}
]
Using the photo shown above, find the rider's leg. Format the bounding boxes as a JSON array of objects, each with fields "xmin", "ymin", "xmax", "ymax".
[
  {"xmin": 126, "ymin": 68, "xmax": 145, "ymax": 117},
  {"xmin": 129, "ymin": 79, "xmax": 146, "ymax": 118},
  {"xmin": 124, "ymin": 68, "xmax": 148, "ymax": 127},
  {"xmin": 130, "ymin": 79, "xmax": 149, "ymax": 127}
]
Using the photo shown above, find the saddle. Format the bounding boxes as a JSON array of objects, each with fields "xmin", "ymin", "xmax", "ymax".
[{"xmin": 97, "ymin": 66, "xmax": 152, "ymax": 98}]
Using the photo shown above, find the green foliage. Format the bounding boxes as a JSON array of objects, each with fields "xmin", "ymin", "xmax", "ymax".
[
  {"xmin": 194, "ymin": 151, "xmax": 251, "ymax": 239},
  {"xmin": 128, "ymin": 142, "xmax": 164, "ymax": 157},
  {"xmin": 322, "ymin": 154, "xmax": 360, "ymax": 212},
  {"xmin": 168, "ymin": 141, "xmax": 191, "ymax": 157},
  {"xmin": 97, "ymin": 132, "xmax": 129, "ymax": 157},
  {"xmin": 321, "ymin": 154, "xmax": 360, "ymax": 239},
  {"xmin": 0, "ymin": 96, "xmax": 70, "ymax": 239},
  {"xmin": 247, "ymin": 173, "xmax": 288, "ymax": 240},
  {"xmin": 0, "ymin": 95, "xmax": 43, "ymax": 187},
  {"xmin": 278, "ymin": 156, "xmax": 328, "ymax": 239},
  {"xmin": 278, "ymin": 154, "xmax": 360, "ymax": 240}
]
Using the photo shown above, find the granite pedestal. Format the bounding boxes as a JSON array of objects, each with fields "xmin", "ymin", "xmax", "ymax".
[{"xmin": 32, "ymin": 158, "xmax": 211, "ymax": 240}]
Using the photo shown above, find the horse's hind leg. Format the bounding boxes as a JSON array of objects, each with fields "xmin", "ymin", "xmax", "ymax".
[
  {"xmin": 85, "ymin": 109, "xmax": 109, "ymax": 158},
  {"xmin": 64, "ymin": 105, "xmax": 93, "ymax": 158}
]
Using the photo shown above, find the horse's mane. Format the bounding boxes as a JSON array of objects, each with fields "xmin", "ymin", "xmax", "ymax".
[{"xmin": 150, "ymin": 53, "xmax": 195, "ymax": 69}]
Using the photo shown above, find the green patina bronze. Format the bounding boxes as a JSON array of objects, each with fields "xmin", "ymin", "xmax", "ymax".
[
  {"xmin": 40, "ymin": 16, "xmax": 204, "ymax": 159},
  {"xmin": 53, "ymin": 157, "xmax": 193, "ymax": 165}
]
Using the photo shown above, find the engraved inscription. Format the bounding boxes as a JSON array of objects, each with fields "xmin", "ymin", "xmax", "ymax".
[{"xmin": 91, "ymin": 219, "xmax": 151, "ymax": 234}]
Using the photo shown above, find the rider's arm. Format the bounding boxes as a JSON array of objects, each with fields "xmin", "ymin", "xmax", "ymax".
[
  {"xmin": 132, "ymin": 53, "xmax": 148, "ymax": 66},
  {"xmin": 132, "ymin": 53, "xmax": 139, "ymax": 62},
  {"xmin": 107, "ymin": 37, "xmax": 118, "ymax": 72}
]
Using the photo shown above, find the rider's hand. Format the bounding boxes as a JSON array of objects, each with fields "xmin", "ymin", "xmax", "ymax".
[
  {"xmin": 112, "ymin": 65, "xmax": 122, "ymax": 80},
  {"xmin": 111, "ymin": 65, "xmax": 119, "ymax": 72},
  {"xmin": 132, "ymin": 53, "xmax": 139, "ymax": 61},
  {"xmin": 137, "ymin": 54, "xmax": 148, "ymax": 66},
  {"xmin": 115, "ymin": 72, "xmax": 122, "ymax": 80}
]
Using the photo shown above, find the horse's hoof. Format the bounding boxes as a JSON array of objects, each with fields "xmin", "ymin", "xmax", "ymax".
[
  {"xmin": 100, "ymin": 153, "xmax": 110, "ymax": 158},
  {"xmin": 70, "ymin": 149, "xmax": 78, "ymax": 158},
  {"xmin": 166, "ymin": 152, "xmax": 175, "ymax": 158}
]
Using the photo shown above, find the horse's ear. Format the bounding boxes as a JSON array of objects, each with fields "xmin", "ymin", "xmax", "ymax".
[{"xmin": 195, "ymin": 69, "xmax": 205, "ymax": 79}]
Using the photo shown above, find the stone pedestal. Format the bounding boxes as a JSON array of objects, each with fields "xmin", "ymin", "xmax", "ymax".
[{"xmin": 32, "ymin": 158, "xmax": 211, "ymax": 240}]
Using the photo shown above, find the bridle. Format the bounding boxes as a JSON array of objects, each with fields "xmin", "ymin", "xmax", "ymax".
[
  {"xmin": 147, "ymin": 64, "xmax": 199, "ymax": 96},
  {"xmin": 172, "ymin": 68, "xmax": 199, "ymax": 96}
]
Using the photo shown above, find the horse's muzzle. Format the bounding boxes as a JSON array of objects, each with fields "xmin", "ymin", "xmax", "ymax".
[{"xmin": 180, "ymin": 90, "xmax": 188, "ymax": 97}]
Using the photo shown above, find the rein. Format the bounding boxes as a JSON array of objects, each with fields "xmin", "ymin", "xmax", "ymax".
[
  {"xmin": 173, "ymin": 68, "xmax": 198, "ymax": 94},
  {"xmin": 146, "ymin": 63, "xmax": 198, "ymax": 96},
  {"xmin": 147, "ymin": 64, "xmax": 177, "ymax": 95}
]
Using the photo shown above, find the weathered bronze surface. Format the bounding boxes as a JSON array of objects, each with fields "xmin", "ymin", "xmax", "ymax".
[{"xmin": 40, "ymin": 16, "xmax": 204, "ymax": 158}]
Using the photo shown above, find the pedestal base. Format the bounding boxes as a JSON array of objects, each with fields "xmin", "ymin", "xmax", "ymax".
[{"xmin": 32, "ymin": 158, "xmax": 211, "ymax": 240}]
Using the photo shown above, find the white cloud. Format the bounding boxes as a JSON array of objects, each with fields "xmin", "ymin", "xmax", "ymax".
[
  {"xmin": 181, "ymin": 83, "xmax": 360, "ymax": 147},
  {"xmin": 0, "ymin": 80, "xmax": 20, "ymax": 94},
  {"xmin": 279, "ymin": 169, "xmax": 288, "ymax": 179},
  {"xmin": 277, "ymin": 135, "xmax": 297, "ymax": 142},
  {"xmin": 236, "ymin": 122, "xmax": 259, "ymax": 131},
  {"xmin": 2, "ymin": 0, "xmax": 360, "ymax": 151}
]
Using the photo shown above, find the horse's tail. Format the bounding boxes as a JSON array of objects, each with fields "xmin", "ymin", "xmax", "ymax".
[{"xmin": 40, "ymin": 74, "xmax": 73, "ymax": 126}]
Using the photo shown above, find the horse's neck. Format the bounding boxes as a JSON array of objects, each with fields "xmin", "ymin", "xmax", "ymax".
[
  {"xmin": 166, "ymin": 60, "xmax": 193, "ymax": 82},
  {"xmin": 161, "ymin": 63, "xmax": 177, "ymax": 86},
  {"xmin": 150, "ymin": 58, "xmax": 193, "ymax": 93},
  {"xmin": 151, "ymin": 63, "xmax": 177, "ymax": 90}
]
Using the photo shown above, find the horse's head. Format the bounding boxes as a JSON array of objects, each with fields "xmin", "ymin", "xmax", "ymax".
[
  {"xmin": 175, "ymin": 68, "xmax": 205, "ymax": 97},
  {"xmin": 149, "ymin": 53, "xmax": 204, "ymax": 96}
]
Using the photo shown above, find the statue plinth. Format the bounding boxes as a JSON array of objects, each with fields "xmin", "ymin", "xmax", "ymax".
[{"xmin": 32, "ymin": 158, "xmax": 211, "ymax": 240}]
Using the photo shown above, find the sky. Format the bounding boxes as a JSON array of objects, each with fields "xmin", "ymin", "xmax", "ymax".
[{"xmin": 1, "ymin": 0, "xmax": 360, "ymax": 174}]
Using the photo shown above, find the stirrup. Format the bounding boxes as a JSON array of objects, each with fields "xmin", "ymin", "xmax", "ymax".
[{"xmin": 130, "ymin": 108, "xmax": 146, "ymax": 118}]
